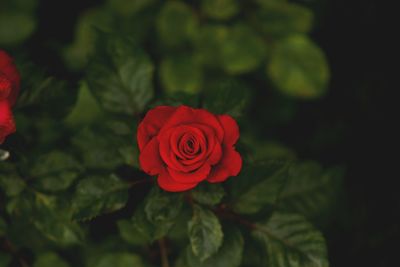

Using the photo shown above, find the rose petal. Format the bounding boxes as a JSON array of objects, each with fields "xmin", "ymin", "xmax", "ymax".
[
  {"xmin": 137, "ymin": 106, "xmax": 177, "ymax": 151},
  {"xmin": 218, "ymin": 115, "xmax": 240, "ymax": 146},
  {"xmin": 0, "ymin": 75, "xmax": 11, "ymax": 100},
  {"xmin": 0, "ymin": 101, "xmax": 15, "ymax": 144},
  {"xmin": 207, "ymin": 141, "xmax": 222, "ymax": 165},
  {"xmin": 139, "ymin": 137, "xmax": 164, "ymax": 175},
  {"xmin": 159, "ymin": 106, "xmax": 224, "ymax": 142},
  {"xmin": 0, "ymin": 50, "xmax": 20, "ymax": 106},
  {"xmin": 158, "ymin": 169, "xmax": 198, "ymax": 192},
  {"xmin": 207, "ymin": 147, "xmax": 242, "ymax": 183},
  {"xmin": 167, "ymin": 163, "xmax": 211, "ymax": 184}
]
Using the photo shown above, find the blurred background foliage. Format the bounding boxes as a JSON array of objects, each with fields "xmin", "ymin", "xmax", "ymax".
[{"xmin": 0, "ymin": 0, "xmax": 394, "ymax": 267}]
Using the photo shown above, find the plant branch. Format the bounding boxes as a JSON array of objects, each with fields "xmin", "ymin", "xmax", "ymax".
[{"xmin": 158, "ymin": 238, "xmax": 170, "ymax": 267}]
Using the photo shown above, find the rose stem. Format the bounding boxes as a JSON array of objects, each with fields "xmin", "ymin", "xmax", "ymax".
[{"xmin": 158, "ymin": 238, "xmax": 170, "ymax": 267}]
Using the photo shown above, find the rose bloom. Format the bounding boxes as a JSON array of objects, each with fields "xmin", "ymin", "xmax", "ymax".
[
  {"xmin": 137, "ymin": 105, "xmax": 242, "ymax": 192},
  {"xmin": 0, "ymin": 50, "xmax": 20, "ymax": 144}
]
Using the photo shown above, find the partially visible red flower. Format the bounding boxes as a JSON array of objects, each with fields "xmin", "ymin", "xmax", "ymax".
[
  {"xmin": 137, "ymin": 105, "xmax": 242, "ymax": 192},
  {"xmin": 0, "ymin": 50, "xmax": 20, "ymax": 144}
]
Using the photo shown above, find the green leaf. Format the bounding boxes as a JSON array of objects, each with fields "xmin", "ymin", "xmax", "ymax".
[
  {"xmin": 65, "ymin": 81, "xmax": 103, "ymax": 127},
  {"xmin": 277, "ymin": 161, "xmax": 343, "ymax": 220},
  {"xmin": 34, "ymin": 252, "xmax": 70, "ymax": 267},
  {"xmin": 188, "ymin": 205, "xmax": 223, "ymax": 261},
  {"xmin": 160, "ymin": 54, "xmax": 203, "ymax": 94},
  {"xmin": 32, "ymin": 197, "xmax": 84, "ymax": 246},
  {"xmin": 86, "ymin": 31, "xmax": 154, "ymax": 115},
  {"xmin": 71, "ymin": 174, "xmax": 129, "ymax": 220},
  {"xmin": 63, "ymin": 7, "xmax": 113, "ymax": 71},
  {"xmin": 0, "ymin": 163, "xmax": 25, "ymax": 197},
  {"xmin": 71, "ymin": 127, "xmax": 125, "ymax": 170},
  {"xmin": 0, "ymin": 13, "xmax": 36, "ymax": 45},
  {"xmin": 107, "ymin": 0, "xmax": 157, "ymax": 17},
  {"xmin": 191, "ymin": 183, "xmax": 225, "ymax": 206},
  {"xmin": 268, "ymin": 35, "xmax": 330, "ymax": 99},
  {"xmin": 254, "ymin": 2, "xmax": 313, "ymax": 37},
  {"xmin": 220, "ymin": 24, "xmax": 266, "ymax": 74},
  {"xmin": 144, "ymin": 187, "xmax": 183, "ymax": 226},
  {"xmin": 201, "ymin": 0, "xmax": 239, "ymax": 20},
  {"xmin": 30, "ymin": 151, "xmax": 83, "ymax": 192},
  {"xmin": 94, "ymin": 252, "xmax": 145, "ymax": 267},
  {"xmin": 157, "ymin": 1, "xmax": 198, "ymax": 47},
  {"xmin": 252, "ymin": 212, "xmax": 329, "ymax": 267},
  {"xmin": 194, "ymin": 25, "xmax": 228, "ymax": 67},
  {"xmin": 229, "ymin": 161, "xmax": 290, "ymax": 214},
  {"xmin": 203, "ymin": 79, "xmax": 250, "ymax": 117},
  {"xmin": 117, "ymin": 219, "xmax": 149, "ymax": 246},
  {"xmin": 16, "ymin": 65, "xmax": 77, "ymax": 119},
  {"xmin": 128, "ymin": 188, "xmax": 183, "ymax": 242},
  {"xmin": 186, "ymin": 226, "xmax": 243, "ymax": 267}
]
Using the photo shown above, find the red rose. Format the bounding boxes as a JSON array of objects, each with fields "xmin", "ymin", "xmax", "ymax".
[
  {"xmin": 137, "ymin": 105, "xmax": 242, "ymax": 192},
  {"xmin": 0, "ymin": 50, "xmax": 20, "ymax": 144}
]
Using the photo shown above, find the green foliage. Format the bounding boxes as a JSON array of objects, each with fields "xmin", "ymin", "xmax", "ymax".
[
  {"xmin": 160, "ymin": 53, "xmax": 202, "ymax": 94},
  {"xmin": 34, "ymin": 252, "xmax": 70, "ymax": 267},
  {"xmin": 188, "ymin": 205, "xmax": 223, "ymax": 261},
  {"xmin": 92, "ymin": 252, "xmax": 145, "ymax": 267},
  {"xmin": 86, "ymin": 31, "xmax": 154, "ymax": 115},
  {"xmin": 253, "ymin": 212, "xmax": 329, "ymax": 267},
  {"xmin": 157, "ymin": 1, "xmax": 198, "ymax": 47},
  {"xmin": 30, "ymin": 151, "xmax": 83, "ymax": 192},
  {"xmin": 191, "ymin": 183, "xmax": 225, "ymax": 206},
  {"xmin": 268, "ymin": 35, "xmax": 330, "ymax": 98},
  {"xmin": 185, "ymin": 226, "xmax": 244, "ymax": 267},
  {"xmin": 277, "ymin": 161, "xmax": 343, "ymax": 221},
  {"xmin": 203, "ymin": 79, "xmax": 250, "ymax": 117},
  {"xmin": 71, "ymin": 174, "xmax": 129, "ymax": 220},
  {"xmin": 0, "ymin": 0, "xmax": 37, "ymax": 46},
  {"xmin": 229, "ymin": 161, "xmax": 290, "ymax": 214},
  {"xmin": 1, "ymin": 0, "xmax": 340, "ymax": 266}
]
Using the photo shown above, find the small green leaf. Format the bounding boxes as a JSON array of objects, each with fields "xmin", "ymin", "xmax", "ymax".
[
  {"xmin": 229, "ymin": 161, "xmax": 290, "ymax": 214},
  {"xmin": 34, "ymin": 252, "xmax": 70, "ymax": 267},
  {"xmin": 0, "ymin": 163, "xmax": 25, "ymax": 197},
  {"xmin": 30, "ymin": 151, "xmax": 83, "ymax": 192},
  {"xmin": 65, "ymin": 81, "xmax": 103, "ymax": 127},
  {"xmin": 71, "ymin": 175, "xmax": 129, "ymax": 220},
  {"xmin": 0, "ymin": 13, "xmax": 36, "ymax": 45},
  {"xmin": 201, "ymin": 0, "xmax": 239, "ymax": 20},
  {"xmin": 160, "ymin": 54, "xmax": 203, "ymax": 94},
  {"xmin": 188, "ymin": 205, "xmax": 223, "ymax": 261},
  {"xmin": 72, "ymin": 127, "xmax": 125, "ymax": 170},
  {"xmin": 191, "ymin": 183, "xmax": 225, "ymax": 206},
  {"xmin": 268, "ymin": 35, "xmax": 330, "ymax": 99},
  {"xmin": 94, "ymin": 252, "xmax": 145, "ymax": 267},
  {"xmin": 203, "ymin": 79, "xmax": 250, "ymax": 117},
  {"xmin": 145, "ymin": 187, "xmax": 183, "ymax": 225},
  {"xmin": 194, "ymin": 25, "xmax": 228, "ymax": 67},
  {"xmin": 278, "ymin": 161, "xmax": 344, "ymax": 220},
  {"xmin": 157, "ymin": 1, "xmax": 198, "ymax": 47},
  {"xmin": 86, "ymin": 31, "xmax": 154, "ymax": 115},
  {"xmin": 220, "ymin": 24, "xmax": 266, "ymax": 74},
  {"xmin": 254, "ymin": 2, "xmax": 313, "ymax": 37},
  {"xmin": 117, "ymin": 219, "xmax": 149, "ymax": 246},
  {"xmin": 63, "ymin": 7, "xmax": 113, "ymax": 71},
  {"xmin": 252, "ymin": 212, "xmax": 329, "ymax": 267},
  {"xmin": 186, "ymin": 226, "xmax": 243, "ymax": 267}
]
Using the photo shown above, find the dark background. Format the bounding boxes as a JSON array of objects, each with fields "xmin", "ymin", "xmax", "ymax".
[{"xmin": 25, "ymin": 0, "xmax": 395, "ymax": 266}]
